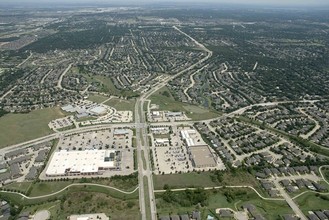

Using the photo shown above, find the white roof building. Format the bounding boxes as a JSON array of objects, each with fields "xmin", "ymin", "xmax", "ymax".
[
  {"xmin": 46, "ymin": 150, "xmax": 115, "ymax": 176},
  {"xmin": 180, "ymin": 129, "xmax": 197, "ymax": 147},
  {"xmin": 69, "ymin": 213, "xmax": 109, "ymax": 220},
  {"xmin": 88, "ymin": 106, "xmax": 107, "ymax": 116}
]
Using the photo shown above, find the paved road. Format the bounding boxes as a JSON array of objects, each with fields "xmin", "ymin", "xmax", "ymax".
[
  {"xmin": 1, "ymin": 25, "xmax": 323, "ymax": 220},
  {"xmin": 134, "ymin": 25, "xmax": 213, "ymax": 220},
  {"xmin": 299, "ymin": 108, "xmax": 321, "ymax": 139},
  {"xmin": 56, "ymin": 63, "xmax": 72, "ymax": 89},
  {"xmin": 202, "ymin": 99, "xmax": 320, "ymax": 123},
  {"xmin": 273, "ymin": 180, "xmax": 307, "ymax": 220},
  {"xmin": 319, "ymin": 165, "xmax": 329, "ymax": 185},
  {"xmin": 183, "ymin": 64, "xmax": 209, "ymax": 101}
]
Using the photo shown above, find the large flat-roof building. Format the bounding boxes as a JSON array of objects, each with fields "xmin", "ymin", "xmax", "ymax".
[
  {"xmin": 46, "ymin": 150, "xmax": 116, "ymax": 177},
  {"xmin": 180, "ymin": 129, "xmax": 197, "ymax": 147},
  {"xmin": 69, "ymin": 213, "xmax": 109, "ymax": 220},
  {"xmin": 88, "ymin": 106, "xmax": 107, "ymax": 116},
  {"xmin": 188, "ymin": 145, "xmax": 217, "ymax": 168}
]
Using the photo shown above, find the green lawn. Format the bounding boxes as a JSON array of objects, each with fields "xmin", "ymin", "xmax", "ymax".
[
  {"xmin": 144, "ymin": 176, "xmax": 151, "ymax": 220},
  {"xmin": 2, "ymin": 181, "xmax": 32, "ymax": 194},
  {"xmin": 81, "ymin": 72, "xmax": 139, "ymax": 98},
  {"xmin": 295, "ymin": 192, "xmax": 329, "ymax": 214},
  {"xmin": 0, "ymin": 107, "xmax": 67, "ymax": 148},
  {"xmin": 323, "ymin": 169, "xmax": 329, "ymax": 182},
  {"xmin": 154, "ymin": 171, "xmax": 260, "ymax": 190},
  {"xmin": 21, "ymin": 201, "xmax": 60, "ymax": 218},
  {"xmin": 20, "ymin": 189, "xmax": 139, "ymax": 220},
  {"xmin": 28, "ymin": 174, "xmax": 138, "ymax": 197},
  {"xmin": 0, "ymin": 184, "xmax": 138, "ymax": 207},
  {"xmin": 150, "ymin": 87, "xmax": 220, "ymax": 121},
  {"xmin": 87, "ymin": 94, "xmax": 110, "ymax": 103},
  {"xmin": 28, "ymin": 181, "xmax": 73, "ymax": 197},
  {"xmin": 105, "ymin": 98, "xmax": 136, "ymax": 111},
  {"xmin": 156, "ymin": 188, "xmax": 292, "ymax": 220}
]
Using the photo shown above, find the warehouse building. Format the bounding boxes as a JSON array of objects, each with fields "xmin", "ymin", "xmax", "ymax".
[
  {"xmin": 188, "ymin": 145, "xmax": 217, "ymax": 168},
  {"xmin": 88, "ymin": 106, "xmax": 107, "ymax": 116},
  {"xmin": 46, "ymin": 149, "xmax": 116, "ymax": 177}
]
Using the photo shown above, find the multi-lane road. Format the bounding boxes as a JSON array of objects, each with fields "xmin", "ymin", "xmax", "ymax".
[{"xmin": 1, "ymin": 25, "xmax": 322, "ymax": 220}]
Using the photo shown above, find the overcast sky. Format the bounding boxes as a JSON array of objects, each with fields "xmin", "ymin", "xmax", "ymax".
[{"xmin": 1, "ymin": 0, "xmax": 329, "ymax": 6}]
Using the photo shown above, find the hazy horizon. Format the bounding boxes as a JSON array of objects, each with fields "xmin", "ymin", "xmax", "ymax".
[{"xmin": 1, "ymin": 0, "xmax": 329, "ymax": 7}]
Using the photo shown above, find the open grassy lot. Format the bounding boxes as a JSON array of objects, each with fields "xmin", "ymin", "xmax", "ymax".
[
  {"xmin": 144, "ymin": 176, "xmax": 151, "ymax": 220},
  {"xmin": 150, "ymin": 87, "xmax": 220, "ymax": 121},
  {"xmin": 6, "ymin": 173, "xmax": 139, "ymax": 198},
  {"xmin": 0, "ymin": 107, "xmax": 66, "ymax": 148},
  {"xmin": 21, "ymin": 201, "xmax": 61, "ymax": 218},
  {"xmin": 105, "ymin": 97, "xmax": 136, "ymax": 111},
  {"xmin": 2, "ymin": 181, "xmax": 32, "ymax": 194},
  {"xmin": 154, "ymin": 170, "xmax": 260, "ymax": 190},
  {"xmin": 0, "ymin": 183, "xmax": 138, "ymax": 207},
  {"xmin": 323, "ymin": 168, "xmax": 329, "ymax": 182},
  {"xmin": 76, "ymin": 69, "xmax": 139, "ymax": 98},
  {"xmin": 87, "ymin": 94, "xmax": 110, "ymax": 103},
  {"xmin": 156, "ymin": 188, "xmax": 292, "ymax": 220},
  {"xmin": 20, "ymin": 190, "xmax": 139, "ymax": 220},
  {"xmin": 28, "ymin": 181, "xmax": 72, "ymax": 197},
  {"xmin": 58, "ymin": 191, "xmax": 139, "ymax": 220},
  {"xmin": 295, "ymin": 192, "xmax": 329, "ymax": 214}
]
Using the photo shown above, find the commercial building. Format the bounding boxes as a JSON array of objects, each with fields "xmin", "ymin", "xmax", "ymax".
[
  {"xmin": 46, "ymin": 149, "xmax": 116, "ymax": 177},
  {"xmin": 113, "ymin": 129, "xmax": 130, "ymax": 139},
  {"xmin": 69, "ymin": 213, "xmax": 109, "ymax": 220},
  {"xmin": 188, "ymin": 145, "xmax": 217, "ymax": 168},
  {"xmin": 155, "ymin": 138, "xmax": 170, "ymax": 146},
  {"xmin": 88, "ymin": 106, "xmax": 107, "ymax": 116},
  {"xmin": 180, "ymin": 129, "xmax": 197, "ymax": 147},
  {"xmin": 165, "ymin": 111, "xmax": 183, "ymax": 118}
]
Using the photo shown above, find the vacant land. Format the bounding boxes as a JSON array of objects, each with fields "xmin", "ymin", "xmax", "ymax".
[
  {"xmin": 156, "ymin": 188, "xmax": 292, "ymax": 220},
  {"xmin": 150, "ymin": 87, "xmax": 220, "ymax": 120},
  {"xmin": 87, "ymin": 94, "xmax": 110, "ymax": 103},
  {"xmin": 22, "ymin": 201, "xmax": 60, "ymax": 219},
  {"xmin": 323, "ymin": 168, "xmax": 329, "ymax": 182},
  {"xmin": 58, "ymin": 191, "xmax": 139, "ymax": 220},
  {"xmin": 21, "ymin": 190, "xmax": 139, "ymax": 220},
  {"xmin": 295, "ymin": 192, "xmax": 329, "ymax": 214},
  {"xmin": 0, "ymin": 184, "xmax": 138, "ymax": 208},
  {"xmin": 153, "ymin": 170, "xmax": 260, "ymax": 190},
  {"xmin": 29, "ymin": 181, "xmax": 72, "ymax": 197},
  {"xmin": 105, "ymin": 98, "xmax": 136, "ymax": 111},
  {"xmin": 7, "ymin": 174, "xmax": 138, "ymax": 198},
  {"xmin": 2, "ymin": 181, "xmax": 32, "ymax": 194},
  {"xmin": 0, "ymin": 107, "xmax": 66, "ymax": 148}
]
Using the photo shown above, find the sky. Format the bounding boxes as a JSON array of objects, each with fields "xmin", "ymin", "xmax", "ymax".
[{"xmin": 1, "ymin": 0, "xmax": 329, "ymax": 7}]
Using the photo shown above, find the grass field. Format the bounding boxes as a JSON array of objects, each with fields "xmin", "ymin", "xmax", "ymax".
[
  {"xmin": 144, "ymin": 176, "xmax": 151, "ymax": 220},
  {"xmin": 74, "ymin": 69, "xmax": 139, "ymax": 98},
  {"xmin": 0, "ymin": 183, "xmax": 138, "ymax": 207},
  {"xmin": 18, "ymin": 174, "xmax": 138, "ymax": 197},
  {"xmin": 87, "ymin": 94, "xmax": 110, "ymax": 103},
  {"xmin": 105, "ymin": 98, "xmax": 136, "ymax": 111},
  {"xmin": 323, "ymin": 168, "xmax": 329, "ymax": 182},
  {"xmin": 150, "ymin": 87, "xmax": 220, "ymax": 121},
  {"xmin": 153, "ymin": 170, "xmax": 260, "ymax": 190},
  {"xmin": 2, "ymin": 181, "xmax": 32, "ymax": 194},
  {"xmin": 156, "ymin": 188, "xmax": 292, "ymax": 220},
  {"xmin": 295, "ymin": 192, "xmax": 329, "ymax": 214},
  {"xmin": 29, "ymin": 181, "xmax": 72, "ymax": 197},
  {"xmin": 0, "ymin": 107, "xmax": 67, "ymax": 148},
  {"xmin": 20, "ymin": 189, "xmax": 139, "ymax": 220}
]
